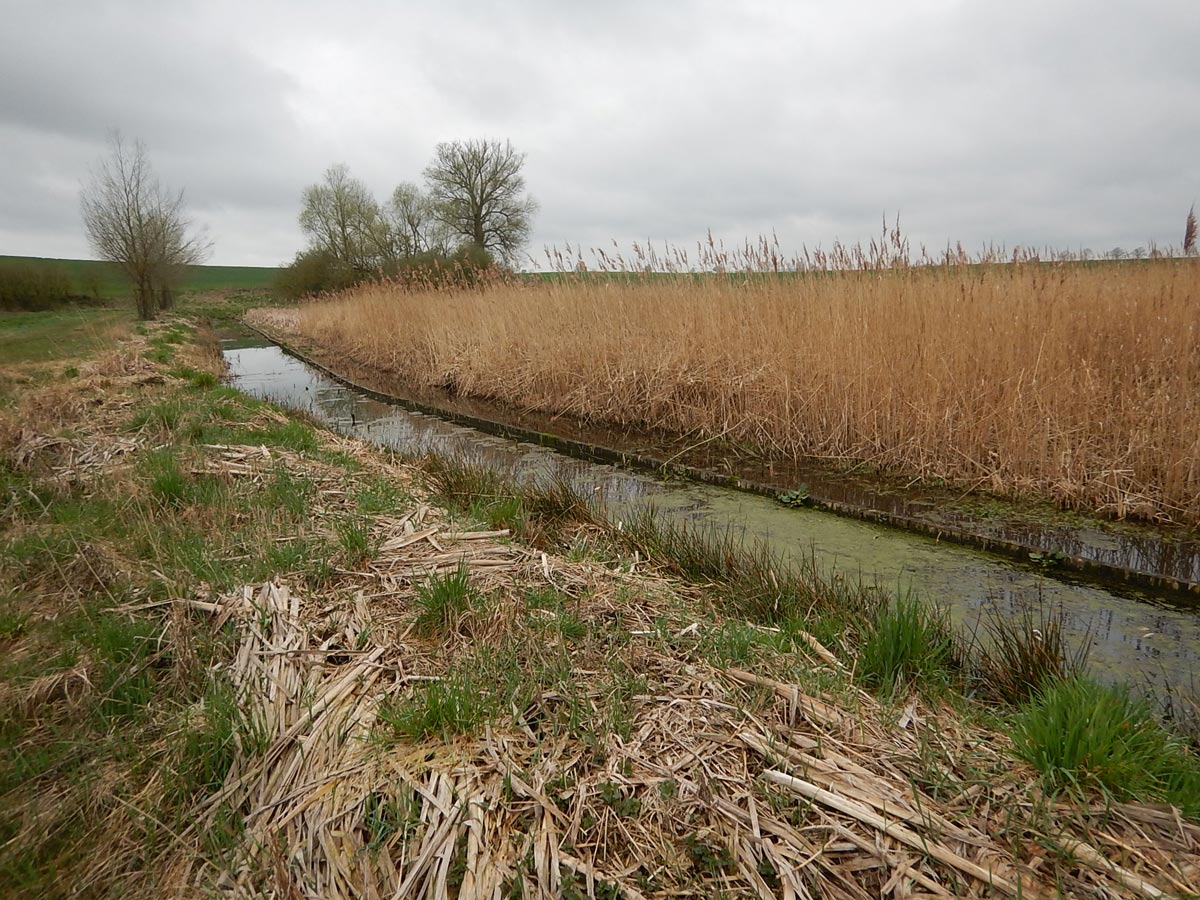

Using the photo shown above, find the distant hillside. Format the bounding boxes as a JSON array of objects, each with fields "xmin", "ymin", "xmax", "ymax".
[{"xmin": 0, "ymin": 255, "xmax": 278, "ymax": 300}]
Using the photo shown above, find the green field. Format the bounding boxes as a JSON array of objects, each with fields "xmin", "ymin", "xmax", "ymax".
[
  {"xmin": 0, "ymin": 307, "xmax": 130, "ymax": 364},
  {"xmin": 0, "ymin": 292, "xmax": 276, "ymax": 359},
  {"xmin": 0, "ymin": 255, "xmax": 279, "ymax": 299}
]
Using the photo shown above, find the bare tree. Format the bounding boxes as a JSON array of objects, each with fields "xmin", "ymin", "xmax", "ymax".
[
  {"xmin": 1185, "ymin": 204, "xmax": 1197, "ymax": 256},
  {"xmin": 299, "ymin": 164, "xmax": 383, "ymax": 273},
  {"xmin": 423, "ymin": 139, "xmax": 538, "ymax": 264},
  {"xmin": 80, "ymin": 132, "xmax": 210, "ymax": 319},
  {"xmin": 386, "ymin": 182, "xmax": 450, "ymax": 257}
]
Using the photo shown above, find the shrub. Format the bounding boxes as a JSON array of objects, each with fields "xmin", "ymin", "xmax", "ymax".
[
  {"xmin": 448, "ymin": 242, "xmax": 499, "ymax": 286},
  {"xmin": 274, "ymin": 248, "xmax": 360, "ymax": 299},
  {"xmin": 275, "ymin": 243, "xmax": 508, "ymax": 300},
  {"xmin": 392, "ymin": 249, "xmax": 453, "ymax": 285},
  {"xmin": 0, "ymin": 263, "xmax": 74, "ymax": 311},
  {"xmin": 389, "ymin": 243, "xmax": 505, "ymax": 290}
]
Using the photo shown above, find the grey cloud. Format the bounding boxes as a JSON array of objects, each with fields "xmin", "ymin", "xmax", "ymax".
[{"xmin": 1, "ymin": 0, "xmax": 1196, "ymax": 266}]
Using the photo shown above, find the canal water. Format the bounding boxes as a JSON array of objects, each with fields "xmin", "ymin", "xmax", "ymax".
[{"xmin": 222, "ymin": 333, "xmax": 1200, "ymax": 698}]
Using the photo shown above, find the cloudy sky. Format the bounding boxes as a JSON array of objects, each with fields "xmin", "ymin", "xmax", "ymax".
[{"xmin": 2, "ymin": 0, "xmax": 1196, "ymax": 267}]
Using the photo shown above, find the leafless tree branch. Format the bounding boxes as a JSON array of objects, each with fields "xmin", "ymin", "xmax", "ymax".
[
  {"xmin": 423, "ymin": 139, "xmax": 538, "ymax": 264},
  {"xmin": 80, "ymin": 132, "xmax": 210, "ymax": 319}
]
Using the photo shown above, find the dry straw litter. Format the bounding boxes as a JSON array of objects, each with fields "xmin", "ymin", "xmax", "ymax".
[{"xmin": 156, "ymin": 497, "xmax": 1198, "ymax": 899}]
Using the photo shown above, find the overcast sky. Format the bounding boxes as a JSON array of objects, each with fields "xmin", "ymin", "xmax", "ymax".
[{"xmin": 2, "ymin": 0, "xmax": 1196, "ymax": 267}]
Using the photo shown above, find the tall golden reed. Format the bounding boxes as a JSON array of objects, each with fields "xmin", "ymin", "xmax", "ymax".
[{"xmin": 298, "ymin": 257, "xmax": 1200, "ymax": 524}]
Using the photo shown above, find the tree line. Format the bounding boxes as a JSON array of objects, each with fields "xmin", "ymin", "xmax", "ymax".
[
  {"xmin": 76, "ymin": 134, "xmax": 536, "ymax": 319},
  {"xmin": 73, "ymin": 128, "xmax": 1192, "ymax": 321},
  {"xmin": 280, "ymin": 139, "xmax": 537, "ymax": 297}
]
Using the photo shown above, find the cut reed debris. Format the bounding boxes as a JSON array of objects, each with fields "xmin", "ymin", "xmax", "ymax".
[{"xmin": 158, "ymin": 575, "xmax": 1200, "ymax": 899}]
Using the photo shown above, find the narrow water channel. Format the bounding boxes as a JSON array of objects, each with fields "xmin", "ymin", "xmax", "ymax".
[{"xmin": 222, "ymin": 333, "xmax": 1200, "ymax": 698}]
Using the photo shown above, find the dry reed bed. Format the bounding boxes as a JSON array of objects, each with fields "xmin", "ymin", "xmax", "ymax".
[{"xmin": 288, "ymin": 260, "xmax": 1200, "ymax": 525}]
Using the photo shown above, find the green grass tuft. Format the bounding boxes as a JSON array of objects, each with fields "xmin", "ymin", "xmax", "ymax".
[
  {"xmin": 1012, "ymin": 677, "xmax": 1200, "ymax": 816},
  {"xmin": 130, "ymin": 398, "xmax": 190, "ymax": 435},
  {"xmin": 701, "ymin": 621, "xmax": 792, "ymax": 666},
  {"xmin": 0, "ymin": 605, "xmax": 28, "ymax": 641},
  {"xmin": 171, "ymin": 679, "xmax": 265, "ymax": 802},
  {"xmin": 169, "ymin": 365, "xmax": 220, "ymax": 390},
  {"xmin": 524, "ymin": 587, "xmax": 588, "ymax": 641},
  {"xmin": 263, "ymin": 538, "xmax": 329, "ymax": 581},
  {"xmin": 79, "ymin": 612, "xmax": 160, "ymax": 722},
  {"xmin": 971, "ymin": 602, "xmax": 1090, "ymax": 704},
  {"xmin": 379, "ymin": 672, "xmax": 494, "ymax": 740},
  {"xmin": 263, "ymin": 468, "xmax": 313, "ymax": 517},
  {"xmin": 335, "ymin": 518, "xmax": 374, "ymax": 567},
  {"xmin": 858, "ymin": 593, "xmax": 957, "ymax": 693},
  {"xmin": 412, "ymin": 563, "xmax": 479, "ymax": 635},
  {"xmin": 260, "ymin": 420, "xmax": 319, "ymax": 453},
  {"xmin": 354, "ymin": 477, "xmax": 410, "ymax": 514},
  {"xmin": 142, "ymin": 449, "xmax": 224, "ymax": 508},
  {"xmin": 470, "ymin": 494, "xmax": 524, "ymax": 530},
  {"xmin": 362, "ymin": 788, "xmax": 421, "ymax": 851},
  {"xmin": 144, "ymin": 450, "xmax": 191, "ymax": 506}
]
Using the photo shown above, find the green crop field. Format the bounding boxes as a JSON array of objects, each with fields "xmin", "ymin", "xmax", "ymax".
[{"xmin": 0, "ymin": 255, "xmax": 279, "ymax": 300}]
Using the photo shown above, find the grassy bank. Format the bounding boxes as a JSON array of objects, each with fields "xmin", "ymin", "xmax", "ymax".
[
  {"xmin": 0, "ymin": 255, "xmax": 279, "ymax": 302},
  {"xmin": 2, "ymin": 306, "xmax": 1198, "ymax": 898},
  {"xmin": 290, "ymin": 256, "xmax": 1200, "ymax": 527},
  {"xmin": 0, "ymin": 306, "xmax": 424, "ymax": 895}
]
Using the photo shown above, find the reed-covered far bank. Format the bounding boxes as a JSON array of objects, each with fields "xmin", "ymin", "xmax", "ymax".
[{"xmin": 293, "ymin": 255, "xmax": 1200, "ymax": 526}]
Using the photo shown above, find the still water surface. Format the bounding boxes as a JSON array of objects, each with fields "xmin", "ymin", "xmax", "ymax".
[{"xmin": 223, "ymin": 336, "xmax": 1200, "ymax": 698}]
